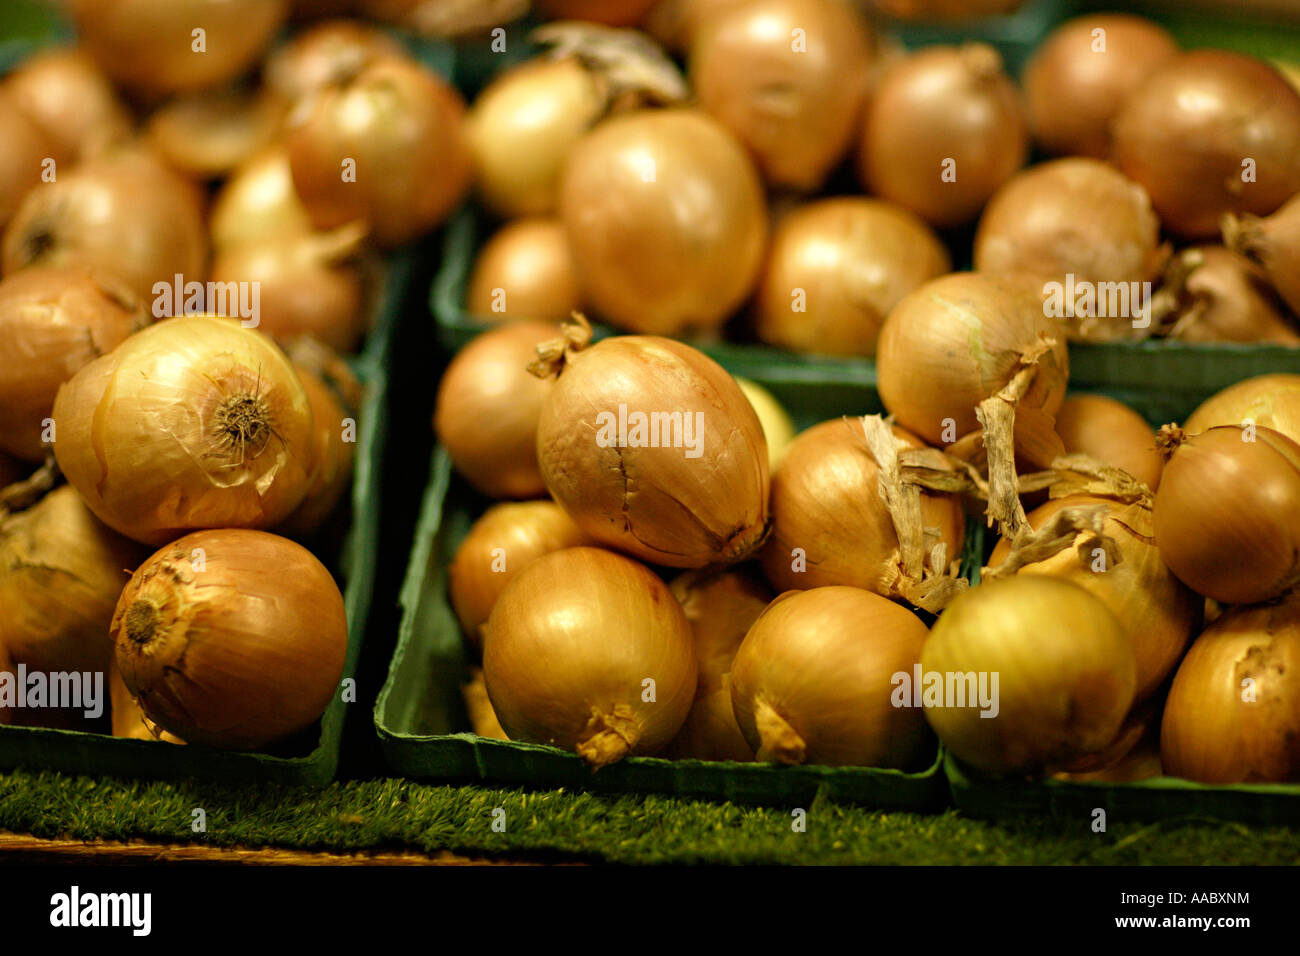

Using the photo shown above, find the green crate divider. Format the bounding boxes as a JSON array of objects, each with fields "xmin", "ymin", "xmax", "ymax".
[{"xmin": 0, "ymin": 250, "xmax": 415, "ymax": 785}]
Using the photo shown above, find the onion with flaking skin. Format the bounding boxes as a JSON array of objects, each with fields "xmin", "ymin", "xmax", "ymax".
[
  {"xmin": 1053, "ymin": 395, "xmax": 1162, "ymax": 490},
  {"xmin": 730, "ymin": 586, "xmax": 933, "ymax": 768},
  {"xmin": 0, "ymin": 93, "xmax": 54, "ymax": 234},
  {"xmin": 467, "ymin": 219, "xmax": 582, "ymax": 323},
  {"xmin": 1167, "ymin": 246, "xmax": 1299, "ymax": 345},
  {"xmin": 53, "ymin": 315, "xmax": 315, "ymax": 546},
  {"xmin": 1223, "ymin": 194, "xmax": 1300, "ymax": 319},
  {"xmin": 434, "ymin": 321, "xmax": 557, "ymax": 499},
  {"xmin": 755, "ymin": 198, "xmax": 950, "ymax": 357},
  {"xmin": 3, "ymin": 48, "xmax": 132, "ymax": 166},
  {"xmin": 112, "ymin": 529, "xmax": 347, "ymax": 750},
  {"xmin": 1185, "ymin": 374, "xmax": 1300, "ymax": 446},
  {"xmin": 483, "ymin": 547, "xmax": 697, "ymax": 768},
  {"xmin": 265, "ymin": 19, "xmax": 407, "ymax": 104},
  {"xmin": 209, "ymin": 147, "xmax": 316, "ymax": 252}
]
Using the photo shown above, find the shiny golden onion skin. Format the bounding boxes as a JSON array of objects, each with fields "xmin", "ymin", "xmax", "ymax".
[
  {"xmin": 1184, "ymin": 374, "xmax": 1300, "ymax": 446},
  {"xmin": 2, "ymin": 48, "xmax": 133, "ymax": 166},
  {"xmin": 467, "ymin": 218, "xmax": 582, "ymax": 323}
]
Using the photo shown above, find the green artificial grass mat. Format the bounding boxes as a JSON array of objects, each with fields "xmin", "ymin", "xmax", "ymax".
[{"xmin": 1, "ymin": 769, "xmax": 1297, "ymax": 865}]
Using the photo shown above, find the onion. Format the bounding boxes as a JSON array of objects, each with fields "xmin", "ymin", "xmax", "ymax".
[
  {"xmin": 689, "ymin": 0, "xmax": 875, "ymax": 191},
  {"xmin": 1112, "ymin": 51, "xmax": 1300, "ymax": 239},
  {"xmin": 265, "ymin": 20, "xmax": 407, "ymax": 104},
  {"xmin": 448, "ymin": 501, "xmax": 591, "ymax": 651},
  {"xmin": 0, "ymin": 92, "xmax": 54, "ymax": 234},
  {"xmin": 2, "ymin": 149, "xmax": 209, "ymax": 305},
  {"xmin": 1153, "ymin": 424, "xmax": 1300, "ymax": 605},
  {"xmin": 287, "ymin": 53, "xmax": 471, "ymax": 248},
  {"xmin": 1022, "ymin": 15, "xmax": 1178, "ymax": 159},
  {"xmin": 0, "ymin": 267, "xmax": 147, "ymax": 462},
  {"xmin": 434, "ymin": 321, "xmax": 556, "ymax": 499},
  {"xmin": 663, "ymin": 567, "xmax": 770, "ymax": 761},
  {"xmin": 210, "ymin": 147, "xmax": 316, "ymax": 251},
  {"xmin": 1185, "ymin": 373, "xmax": 1300, "ymax": 446},
  {"xmin": 1223, "ymin": 193, "xmax": 1300, "ymax": 318},
  {"xmin": 560, "ymin": 108, "xmax": 767, "ymax": 335},
  {"xmin": 2, "ymin": 48, "xmax": 133, "ymax": 166},
  {"xmin": 69, "ymin": 0, "xmax": 289, "ymax": 98},
  {"xmin": 1167, "ymin": 246, "xmax": 1300, "ymax": 345},
  {"xmin": 461, "ymin": 667, "xmax": 508, "ymax": 740},
  {"xmin": 52, "ymin": 315, "xmax": 315, "ymax": 545},
  {"xmin": 112, "ymin": 528, "xmax": 347, "ymax": 750},
  {"xmin": 483, "ymin": 546, "xmax": 697, "ymax": 768},
  {"xmin": 467, "ymin": 218, "xmax": 581, "ymax": 323},
  {"xmin": 922, "ymin": 576, "xmax": 1136, "ymax": 774},
  {"xmin": 645, "ymin": 0, "xmax": 749, "ymax": 52},
  {"xmin": 735, "ymin": 377, "xmax": 795, "ymax": 469},
  {"xmin": 858, "ymin": 44, "xmax": 1027, "ymax": 229},
  {"xmin": 1161, "ymin": 596, "xmax": 1300, "ymax": 784},
  {"xmin": 730, "ymin": 586, "xmax": 932, "ymax": 767},
  {"xmin": 109, "ymin": 660, "xmax": 184, "ymax": 743},
  {"xmin": 535, "ymin": 0, "xmax": 658, "ymax": 25},
  {"xmin": 1053, "ymin": 394, "xmax": 1162, "ymax": 489},
  {"xmin": 146, "ymin": 87, "xmax": 288, "ymax": 181},
  {"xmin": 533, "ymin": 320, "xmax": 769, "ymax": 568},
  {"xmin": 761, "ymin": 417, "xmax": 964, "ymax": 595},
  {"xmin": 0, "ymin": 486, "xmax": 145, "ymax": 675}
]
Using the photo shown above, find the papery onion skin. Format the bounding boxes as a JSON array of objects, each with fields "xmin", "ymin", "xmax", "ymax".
[
  {"xmin": 536, "ymin": 0, "xmax": 658, "ymax": 25},
  {"xmin": 560, "ymin": 108, "xmax": 768, "ymax": 336},
  {"xmin": 112, "ymin": 529, "xmax": 347, "ymax": 750},
  {"xmin": 1112, "ymin": 51, "xmax": 1300, "ymax": 239},
  {"xmin": 536, "ymin": 335, "xmax": 769, "ymax": 568},
  {"xmin": 689, "ymin": 0, "xmax": 875, "ymax": 192},
  {"xmin": 434, "ymin": 321, "xmax": 556, "ymax": 499},
  {"xmin": 467, "ymin": 219, "xmax": 582, "ymax": 323},
  {"xmin": 755, "ymin": 197, "xmax": 950, "ymax": 357},
  {"xmin": 69, "ymin": 0, "xmax": 290, "ymax": 98},
  {"xmin": 52, "ymin": 315, "xmax": 315, "ymax": 546},
  {"xmin": 922, "ymin": 576, "xmax": 1136, "ymax": 774},
  {"xmin": 109, "ymin": 659, "xmax": 184, "ymax": 743},
  {"xmin": 1053, "ymin": 395, "xmax": 1162, "ymax": 489},
  {"xmin": 1022, "ymin": 15, "xmax": 1178, "ymax": 160},
  {"xmin": 146, "ymin": 88, "xmax": 287, "ymax": 182},
  {"xmin": 1171, "ymin": 246, "xmax": 1299, "ymax": 345},
  {"xmin": 3, "ymin": 48, "xmax": 133, "ymax": 166},
  {"xmin": 483, "ymin": 547, "xmax": 697, "ymax": 766},
  {"xmin": 1185, "ymin": 373, "xmax": 1300, "ymax": 446},
  {"xmin": 0, "ymin": 486, "xmax": 145, "ymax": 675},
  {"xmin": 276, "ymin": 359, "xmax": 358, "ymax": 539},
  {"xmin": 858, "ymin": 44, "xmax": 1027, "ymax": 229},
  {"xmin": 1223, "ymin": 194, "xmax": 1300, "ymax": 319},
  {"xmin": 265, "ymin": 20, "xmax": 407, "ymax": 104},
  {"xmin": 730, "ymin": 586, "xmax": 932, "ymax": 768},
  {"xmin": 0, "ymin": 267, "xmax": 146, "ymax": 461},
  {"xmin": 0, "ymin": 93, "xmax": 53, "ymax": 234},
  {"xmin": 210, "ymin": 147, "xmax": 316, "ymax": 252},
  {"xmin": 761, "ymin": 418, "xmax": 964, "ymax": 595},
  {"xmin": 448, "ymin": 501, "xmax": 591, "ymax": 651},
  {"xmin": 1153, "ymin": 424, "xmax": 1300, "ymax": 605},
  {"xmin": 735, "ymin": 377, "xmax": 795, "ymax": 470},
  {"xmin": 1161, "ymin": 597, "xmax": 1300, "ymax": 784}
]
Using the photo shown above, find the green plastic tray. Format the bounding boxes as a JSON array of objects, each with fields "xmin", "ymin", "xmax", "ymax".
[{"xmin": 0, "ymin": 250, "xmax": 414, "ymax": 786}]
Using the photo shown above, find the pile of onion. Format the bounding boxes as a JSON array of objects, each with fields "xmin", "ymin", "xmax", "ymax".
[
  {"xmin": 1167, "ymin": 246, "xmax": 1299, "ymax": 345},
  {"xmin": 729, "ymin": 586, "xmax": 932, "ymax": 768},
  {"xmin": 1223, "ymin": 194, "xmax": 1300, "ymax": 318},
  {"xmin": 1184, "ymin": 374, "xmax": 1300, "ymax": 445},
  {"xmin": 483, "ymin": 547, "xmax": 697, "ymax": 768},
  {"xmin": 1053, "ymin": 395, "xmax": 1163, "ymax": 489},
  {"xmin": 2, "ymin": 48, "xmax": 132, "ymax": 166},
  {"xmin": 467, "ymin": 219, "xmax": 582, "ymax": 323},
  {"xmin": 112, "ymin": 529, "xmax": 347, "ymax": 749},
  {"xmin": 755, "ymin": 198, "xmax": 950, "ymax": 357}
]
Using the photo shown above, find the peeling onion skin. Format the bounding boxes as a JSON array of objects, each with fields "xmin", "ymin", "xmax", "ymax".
[
  {"xmin": 52, "ymin": 315, "xmax": 315, "ymax": 546},
  {"xmin": 1112, "ymin": 51, "xmax": 1300, "ymax": 240},
  {"xmin": 111, "ymin": 529, "xmax": 347, "ymax": 750},
  {"xmin": 1022, "ymin": 15, "xmax": 1178, "ymax": 160},
  {"xmin": 109, "ymin": 659, "xmax": 184, "ymax": 743},
  {"xmin": 483, "ymin": 547, "xmax": 697, "ymax": 767},
  {"xmin": 1161, "ymin": 597, "xmax": 1300, "ymax": 784},
  {"xmin": 1053, "ymin": 395, "xmax": 1163, "ymax": 490},
  {"xmin": 1223, "ymin": 194, "xmax": 1300, "ymax": 319},
  {"xmin": 1185, "ymin": 374, "xmax": 1300, "ymax": 447},
  {"xmin": 730, "ymin": 587, "xmax": 933, "ymax": 768},
  {"xmin": 467, "ymin": 219, "xmax": 582, "ymax": 324},
  {"xmin": 755, "ymin": 197, "xmax": 950, "ymax": 357},
  {"xmin": 536, "ymin": 336, "xmax": 769, "ymax": 568},
  {"xmin": 1172, "ymin": 246, "xmax": 1299, "ymax": 346},
  {"xmin": 0, "ymin": 93, "xmax": 54, "ymax": 234},
  {"xmin": 559, "ymin": 108, "xmax": 768, "ymax": 336}
]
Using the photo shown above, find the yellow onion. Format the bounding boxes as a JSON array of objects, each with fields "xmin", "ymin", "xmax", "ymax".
[
  {"xmin": 876, "ymin": 272, "xmax": 1070, "ymax": 454},
  {"xmin": 1053, "ymin": 394, "xmax": 1163, "ymax": 489},
  {"xmin": 1185, "ymin": 373, "xmax": 1300, "ymax": 446},
  {"xmin": 210, "ymin": 147, "xmax": 316, "ymax": 252},
  {"xmin": 53, "ymin": 315, "xmax": 315, "ymax": 545},
  {"xmin": 287, "ymin": 53, "xmax": 471, "ymax": 248},
  {"xmin": 1022, "ymin": 14, "xmax": 1178, "ymax": 159},
  {"xmin": 663, "ymin": 567, "xmax": 770, "ymax": 761},
  {"xmin": 1223, "ymin": 193, "xmax": 1300, "ymax": 318},
  {"xmin": 645, "ymin": 0, "xmax": 749, "ymax": 52},
  {"xmin": 922, "ymin": 576, "xmax": 1136, "ymax": 774},
  {"xmin": 1161, "ymin": 596, "xmax": 1300, "ymax": 784},
  {"xmin": 536, "ymin": 0, "xmax": 658, "ymax": 25},
  {"xmin": 0, "ymin": 486, "xmax": 145, "ymax": 675},
  {"xmin": 112, "ymin": 529, "xmax": 347, "ymax": 750},
  {"xmin": 730, "ymin": 586, "xmax": 932, "ymax": 767},
  {"xmin": 735, "ymin": 377, "xmax": 795, "ymax": 469},
  {"xmin": 534, "ymin": 325, "xmax": 769, "ymax": 568},
  {"xmin": 434, "ymin": 321, "xmax": 556, "ymax": 499},
  {"xmin": 69, "ymin": 0, "xmax": 289, "ymax": 98},
  {"xmin": 1153, "ymin": 424, "xmax": 1300, "ymax": 605},
  {"xmin": 448, "ymin": 501, "xmax": 591, "ymax": 651},
  {"xmin": 109, "ymin": 660, "xmax": 184, "ymax": 743},
  {"xmin": 2, "ymin": 48, "xmax": 132, "ymax": 166},
  {"xmin": 483, "ymin": 546, "xmax": 697, "ymax": 768},
  {"xmin": 761, "ymin": 418, "xmax": 964, "ymax": 595},
  {"xmin": 467, "ymin": 218, "xmax": 581, "ymax": 323},
  {"xmin": 461, "ymin": 666, "xmax": 508, "ymax": 740},
  {"xmin": 265, "ymin": 19, "xmax": 407, "ymax": 104},
  {"xmin": 146, "ymin": 87, "xmax": 288, "ymax": 181},
  {"xmin": 0, "ymin": 92, "xmax": 53, "ymax": 234},
  {"xmin": 0, "ymin": 267, "xmax": 147, "ymax": 461},
  {"xmin": 755, "ymin": 197, "xmax": 950, "ymax": 357},
  {"xmin": 1168, "ymin": 246, "xmax": 1299, "ymax": 345},
  {"xmin": 989, "ymin": 495, "xmax": 1199, "ymax": 703},
  {"xmin": 560, "ymin": 108, "xmax": 768, "ymax": 336},
  {"xmin": 689, "ymin": 0, "xmax": 875, "ymax": 191},
  {"xmin": 2, "ymin": 149, "xmax": 209, "ymax": 305},
  {"xmin": 858, "ymin": 44, "xmax": 1027, "ymax": 229},
  {"xmin": 1113, "ymin": 51, "xmax": 1300, "ymax": 239}
]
